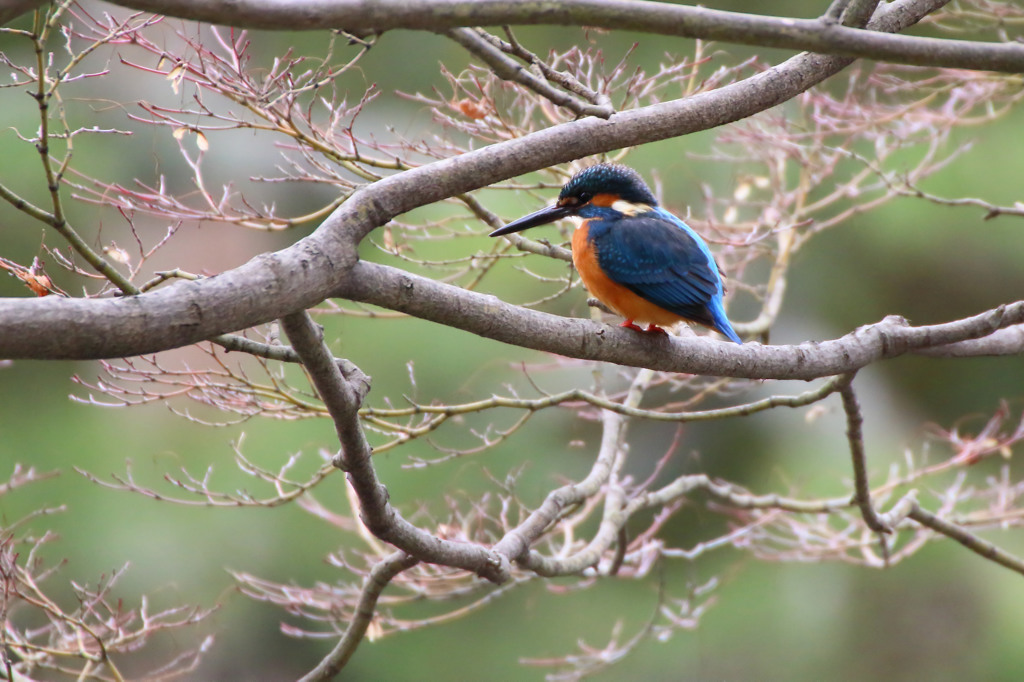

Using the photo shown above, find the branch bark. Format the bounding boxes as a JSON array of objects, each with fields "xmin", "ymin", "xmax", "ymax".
[
  {"xmin": 280, "ymin": 311, "xmax": 509, "ymax": 582},
  {"xmin": 0, "ymin": 0, "xmax": 959, "ymax": 375},
  {"xmin": 337, "ymin": 262, "xmax": 1024, "ymax": 380},
  {"xmin": 298, "ymin": 551, "xmax": 419, "ymax": 682},
  {"xmin": 12, "ymin": 0, "xmax": 1018, "ymax": 73}
]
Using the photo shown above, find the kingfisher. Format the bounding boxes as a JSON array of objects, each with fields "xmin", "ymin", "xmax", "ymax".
[{"xmin": 490, "ymin": 163, "xmax": 742, "ymax": 344}]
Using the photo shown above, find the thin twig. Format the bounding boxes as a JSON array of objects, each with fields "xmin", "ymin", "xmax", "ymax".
[
  {"xmin": 838, "ymin": 373, "xmax": 890, "ymax": 533},
  {"xmin": 444, "ymin": 28, "xmax": 614, "ymax": 119},
  {"xmin": 501, "ymin": 369, "xmax": 652, "ymax": 575},
  {"xmin": 280, "ymin": 311, "xmax": 508, "ymax": 582},
  {"xmin": 909, "ymin": 505, "xmax": 1024, "ymax": 577},
  {"xmin": 299, "ymin": 551, "xmax": 419, "ymax": 681}
]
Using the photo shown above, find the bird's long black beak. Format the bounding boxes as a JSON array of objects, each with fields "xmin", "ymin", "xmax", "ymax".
[{"xmin": 489, "ymin": 203, "xmax": 577, "ymax": 237}]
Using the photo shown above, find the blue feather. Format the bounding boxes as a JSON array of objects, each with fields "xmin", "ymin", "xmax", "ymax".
[
  {"xmin": 580, "ymin": 206, "xmax": 741, "ymax": 343},
  {"xmin": 492, "ymin": 163, "xmax": 742, "ymax": 343}
]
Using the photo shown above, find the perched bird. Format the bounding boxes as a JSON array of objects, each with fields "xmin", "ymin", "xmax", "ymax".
[{"xmin": 490, "ymin": 163, "xmax": 742, "ymax": 343}]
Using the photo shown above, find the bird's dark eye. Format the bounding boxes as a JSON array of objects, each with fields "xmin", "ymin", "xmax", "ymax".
[{"xmin": 577, "ymin": 192, "xmax": 593, "ymax": 204}]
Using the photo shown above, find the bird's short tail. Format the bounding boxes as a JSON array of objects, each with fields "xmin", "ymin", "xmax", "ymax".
[{"xmin": 708, "ymin": 300, "xmax": 742, "ymax": 344}]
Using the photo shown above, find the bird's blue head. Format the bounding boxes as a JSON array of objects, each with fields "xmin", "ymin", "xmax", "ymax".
[
  {"xmin": 558, "ymin": 163, "xmax": 658, "ymax": 207},
  {"xmin": 490, "ymin": 163, "xmax": 659, "ymax": 237}
]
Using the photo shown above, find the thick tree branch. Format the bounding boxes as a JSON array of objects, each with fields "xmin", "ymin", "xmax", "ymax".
[
  {"xmin": 338, "ymin": 261, "xmax": 1024, "ymax": 380},
  {"xmin": 833, "ymin": 0, "xmax": 884, "ymax": 29},
  {"xmin": 912, "ymin": 326, "xmax": 1024, "ymax": 357},
  {"xmin": 0, "ymin": 0, "xmax": 944, "ymax": 364},
  {"xmin": 2, "ymin": 253, "xmax": 1021, "ymax": 381},
  {"xmin": 31, "ymin": 0, "xmax": 1023, "ymax": 73}
]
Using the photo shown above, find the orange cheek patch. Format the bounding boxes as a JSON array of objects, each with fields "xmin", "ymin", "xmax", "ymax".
[{"xmin": 589, "ymin": 193, "xmax": 618, "ymax": 207}]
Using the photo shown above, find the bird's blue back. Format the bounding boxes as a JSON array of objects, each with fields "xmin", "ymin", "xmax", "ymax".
[{"xmin": 579, "ymin": 204, "xmax": 741, "ymax": 343}]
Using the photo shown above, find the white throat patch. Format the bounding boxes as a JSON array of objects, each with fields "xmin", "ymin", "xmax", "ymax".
[{"xmin": 611, "ymin": 200, "xmax": 653, "ymax": 216}]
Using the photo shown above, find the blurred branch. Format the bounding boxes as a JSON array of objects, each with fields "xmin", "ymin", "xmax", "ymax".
[
  {"xmin": 0, "ymin": 0, "xmax": 951, "ymax": 362},
  {"xmin": 492, "ymin": 369, "xmax": 649, "ymax": 568},
  {"xmin": 897, "ymin": 183, "xmax": 1024, "ymax": 220},
  {"xmin": 444, "ymin": 28, "xmax": 614, "ymax": 119},
  {"xmin": 300, "ymin": 551, "xmax": 419, "ymax": 682},
  {"xmin": 913, "ymin": 327, "xmax": 1024, "ymax": 357},
  {"xmin": 0, "ymin": 467, "xmax": 213, "ymax": 679},
  {"xmin": 341, "ymin": 261, "xmax": 1024, "ymax": 380},
  {"xmin": 907, "ymin": 504, "xmax": 1024, "ymax": 576},
  {"xmin": 35, "ymin": 0, "xmax": 1024, "ymax": 73},
  {"xmin": 279, "ymin": 310, "xmax": 510, "ymax": 582},
  {"xmin": 839, "ymin": 374, "xmax": 890, "ymax": 534},
  {"xmin": 837, "ymin": 0, "xmax": 883, "ymax": 27}
]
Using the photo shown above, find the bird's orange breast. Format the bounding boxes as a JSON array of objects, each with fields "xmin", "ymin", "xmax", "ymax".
[{"xmin": 572, "ymin": 221, "xmax": 687, "ymax": 327}]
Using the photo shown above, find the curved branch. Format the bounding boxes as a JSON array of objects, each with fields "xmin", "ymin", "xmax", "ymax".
[
  {"xmin": 2, "ymin": 257, "xmax": 1021, "ymax": 381},
  {"xmin": 280, "ymin": 311, "xmax": 509, "ymax": 582},
  {"xmin": 912, "ymin": 326, "xmax": 1024, "ymax": 357},
  {"xmin": 444, "ymin": 28, "xmax": 614, "ymax": 119},
  {"xmin": 491, "ymin": 370, "xmax": 640, "ymax": 564},
  {"xmin": 0, "ymin": 0, "xmax": 977, "ymax": 384},
  {"xmin": 74, "ymin": 0, "xmax": 1024, "ymax": 73},
  {"xmin": 299, "ymin": 551, "xmax": 419, "ymax": 682},
  {"xmin": 839, "ymin": 374, "xmax": 889, "ymax": 533},
  {"xmin": 908, "ymin": 505, "xmax": 1024, "ymax": 577},
  {"xmin": 337, "ymin": 261, "xmax": 1024, "ymax": 380}
]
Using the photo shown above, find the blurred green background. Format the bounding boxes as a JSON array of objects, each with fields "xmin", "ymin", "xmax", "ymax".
[{"xmin": 2, "ymin": 1, "xmax": 1024, "ymax": 680}]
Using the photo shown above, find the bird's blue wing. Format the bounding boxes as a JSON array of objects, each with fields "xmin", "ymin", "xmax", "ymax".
[{"xmin": 590, "ymin": 211, "xmax": 722, "ymax": 326}]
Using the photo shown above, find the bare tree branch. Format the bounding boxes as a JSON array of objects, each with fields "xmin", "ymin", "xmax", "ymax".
[
  {"xmin": 839, "ymin": 374, "xmax": 889, "ymax": 533},
  {"xmin": 444, "ymin": 28, "xmax": 614, "ymax": 119},
  {"xmin": 913, "ymin": 327, "xmax": 1024, "ymax": 357},
  {"xmin": 298, "ymin": 551, "xmax": 419, "ymax": 682},
  {"xmin": 19, "ymin": 0, "xmax": 1018, "ymax": 73},
  {"xmin": 279, "ymin": 311, "xmax": 510, "ymax": 582},
  {"xmin": 0, "ymin": 0, "xmax": 956, "ymax": 365},
  {"xmin": 5, "ymin": 0, "xmax": 1024, "ymax": 676},
  {"xmin": 491, "ymin": 369, "xmax": 650, "ymax": 568},
  {"xmin": 338, "ymin": 261, "xmax": 1024, "ymax": 379},
  {"xmin": 907, "ymin": 505, "xmax": 1024, "ymax": 577}
]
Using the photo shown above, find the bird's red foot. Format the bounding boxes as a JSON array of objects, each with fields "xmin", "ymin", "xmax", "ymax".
[{"xmin": 619, "ymin": 320, "xmax": 668, "ymax": 334}]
